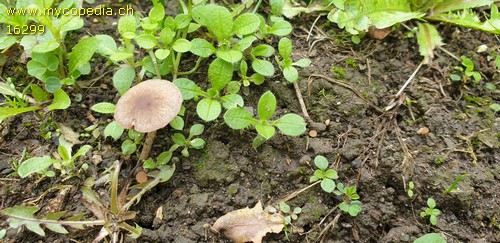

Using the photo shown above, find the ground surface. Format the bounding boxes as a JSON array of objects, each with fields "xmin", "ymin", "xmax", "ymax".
[{"xmin": 1, "ymin": 2, "xmax": 499, "ymax": 243}]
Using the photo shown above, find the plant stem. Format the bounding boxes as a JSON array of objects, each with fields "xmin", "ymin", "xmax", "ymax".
[
  {"xmin": 110, "ymin": 161, "xmax": 120, "ymax": 214},
  {"xmin": 139, "ymin": 131, "xmax": 157, "ymax": 161},
  {"xmin": 148, "ymin": 49, "xmax": 162, "ymax": 79},
  {"xmin": 177, "ymin": 56, "xmax": 204, "ymax": 76}
]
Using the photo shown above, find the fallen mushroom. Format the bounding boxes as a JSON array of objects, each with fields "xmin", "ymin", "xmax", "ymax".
[{"xmin": 114, "ymin": 79, "xmax": 182, "ymax": 161}]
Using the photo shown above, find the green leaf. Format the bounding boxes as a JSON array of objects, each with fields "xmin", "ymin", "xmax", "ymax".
[
  {"xmin": 73, "ymin": 145, "xmax": 92, "ymax": 159},
  {"xmin": 31, "ymin": 84, "xmax": 49, "ymax": 102},
  {"xmin": 0, "ymin": 36, "xmax": 17, "ymax": 49},
  {"xmin": 110, "ymin": 52, "xmax": 133, "ymax": 62},
  {"xmin": 172, "ymin": 38, "xmax": 192, "ymax": 53},
  {"xmin": 155, "ymin": 49, "xmax": 170, "ymax": 60},
  {"xmin": 278, "ymin": 37, "xmax": 292, "ymax": 58},
  {"xmin": 48, "ymin": 89, "xmax": 70, "ymax": 111},
  {"xmin": 414, "ymin": 233, "xmax": 446, "ymax": 243},
  {"xmin": 314, "ymin": 155, "xmax": 329, "ymax": 170},
  {"xmin": 249, "ymin": 73, "xmax": 265, "ymax": 85},
  {"xmin": 160, "ymin": 27, "xmax": 175, "ymax": 44},
  {"xmin": 433, "ymin": 0, "xmax": 493, "ymax": 14},
  {"xmin": 427, "ymin": 198, "xmax": 436, "ymax": 208},
  {"xmin": 157, "ymin": 151, "xmax": 173, "ymax": 165},
  {"xmin": 233, "ymin": 13, "xmax": 260, "ymax": 35},
  {"xmin": 257, "ymin": 91, "xmax": 276, "ymax": 120},
  {"xmin": 197, "ymin": 98, "xmax": 222, "ymax": 121},
  {"xmin": 134, "ymin": 34, "xmax": 157, "ymax": 49},
  {"xmin": 430, "ymin": 215, "xmax": 438, "ymax": 225},
  {"xmin": 95, "ymin": 34, "xmax": 118, "ymax": 56},
  {"xmin": 113, "ymin": 66, "xmax": 135, "ymax": 95},
  {"xmin": 234, "ymin": 36, "xmax": 257, "ymax": 52},
  {"xmin": 169, "ymin": 116, "xmax": 184, "ymax": 130},
  {"xmin": 104, "ymin": 121, "xmax": 124, "ymax": 140},
  {"xmin": 251, "ymin": 44, "xmax": 275, "ymax": 57},
  {"xmin": 216, "ymin": 49, "xmax": 243, "ymax": 63},
  {"xmin": 324, "ymin": 169, "xmax": 338, "ymax": 180},
  {"xmin": 91, "ymin": 102, "xmax": 116, "ymax": 114},
  {"xmin": 283, "ymin": 66, "xmax": 298, "ymax": 83},
  {"xmin": 173, "ymin": 78, "xmax": 201, "ymax": 100},
  {"xmin": 190, "ymin": 38, "xmax": 215, "ymax": 57},
  {"xmin": 320, "ymin": 179, "xmax": 336, "ymax": 193},
  {"xmin": 270, "ymin": 20, "xmax": 293, "ymax": 36},
  {"xmin": 275, "ymin": 113, "xmax": 306, "ymax": 136},
  {"xmin": 68, "ymin": 37, "xmax": 100, "ymax": 73},
  {"xmin": 348, "ymin": 203, "xmax": 362, "ymax": 216},
  {"xmin": 190, "ymin": 138, "xmax": 205, "ymax": 148},
  {"xmin": 224, "ymin": 107, "xmax": 255, "ymax": 129},
  {"xmin": 118, "ymin": 15, "xmax": 137, "ymax": 37},
  {"xmin": 252, "ymin": 59, "xmax": 275, "ymax": 77},
  {"xmin": 221, "ymin": 93, "xmax": 244, "ymax": 109},
  {"xmin": 189, "ymin": 124, "xmax": 205, "ymax": 137},
  {"xmin": 208, "ymin": 58, "xmax": 233, "ymax": 90},
  {"xmin": 0, "ymin": 106, "xmax": 41, "ymax": 122},
  {"xmin": 18, "ymin": 156, "xmax": 53, "ymax": 178},
  {"xmin": 175, "ymin": 14, "xmax": 191, "ymax": 29},
  {"xmin": 192, "ymin": 4, "xmax": 233, "ymax": 41},
  {"xmin": 293, "ymin": 58, "xmax": 311, "ymax": 67},
  {"xmin": 417, "ymin": 23, "xmax": 444, "ymax": 64},
  {"xmin": 255, "ymin": 124, "xmax": 276, "ymax": 139},
  {"xmin": 270, "ymin": 0, "xmax": 285, "ymax": 16},
  {"xmin": 32, "ymin": 40, "xmax": 59, "ymax": 53},
  {"xmin": 327, "ymin": 0, "xmax": 424, "ymax": 34},
  {"xmin": 45, "ymin": 76, "xmax": 62, "ymax": 93},
  {"xmin": 121, "ymin": 139, "xmax": 136, "ymax": 155},
  {"xmin": 149, "ymin": 3, "xmax": 165, "ymax": 23},
  {"xmin": 59, "ymin": 15, "xmax": 84, "ymax": 34}
]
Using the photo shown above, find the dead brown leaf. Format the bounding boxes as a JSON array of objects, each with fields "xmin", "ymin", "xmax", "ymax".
[{"xmin": 211, "ymin": 201, "xmax": 284, "ymax": 243}]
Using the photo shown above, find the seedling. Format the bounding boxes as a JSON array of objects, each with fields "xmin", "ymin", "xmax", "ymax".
[
  {"xmin": 334, "ymin": 183, "xmax": 362, "ymax": 217},
  {"xmin": 170, "ymin": 124, "xmax": 206, "ymax": 157},
  {"xmin": 279, "ymin": 201, "xmax": 301, "ymax": 240},
  {"xmin": 223, "ymin": 91, "xmax": 306, "ymax": 147},
  {"xmin": 16, "ymin": 136, "xmax": 91, "ymax": 178},
  {"xmin": 276, "ymin": 37, "xmax": 311, "ymax": 83},
  {"xmin": 407, "ymin": 181, "xmax": 415, "ymax": 198},
  {"xmin": 414, "ymin": 233, "xmax": 446, "ymax": 243},
  {"xmin": 309, "ymin": 155, "xmax": 339, "ymax": 193},
  {"xmin": 444, "ymin": 174, "xmax": 470, "ymax": 194},
  {"xmin": 420, "ymin": 198, "xmax": 441, "ymax": 225}
]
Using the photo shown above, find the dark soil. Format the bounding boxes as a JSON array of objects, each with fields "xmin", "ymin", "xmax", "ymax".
[{"xmin": 1, "ymin": 2, "xmax": 499, "ymax": 243}]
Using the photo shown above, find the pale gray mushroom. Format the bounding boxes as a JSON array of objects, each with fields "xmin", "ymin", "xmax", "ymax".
[
  {"xmin": 114, "ymin": 79, "xmax": 182, "ymax": 161},
  {"xmin": 114, "ymin": 79, "xmax": 182, "ymax": 133}
]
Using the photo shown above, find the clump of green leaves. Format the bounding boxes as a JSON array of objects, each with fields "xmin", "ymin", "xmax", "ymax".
[
  {"xmin": 450, "ymin": 56, "xmax": 482, "ymax": 83},
  {"xmin": 309, "ymin": 155, "xmax": 339, "ymax": 193},
  {"xmin": 420, "ymin": 197, "xmax": 441, "ymax": 225},
  {"xmin": 223, "ymin": 91, "xmax": 307, "ymax": 147},
  {"xmin": 0, "ymin": 0, "xmax": 97, "ymax": 113},
  {"xmin": 279, "ymin": 201, "xmax": 301, "ymax": 239},
  {"xmin": 308, "ymin": 155, "xmax": 362, "ymax": 217},
  {"xmin": 2, "ymin": 161, "xmax": 175, "ymax": 241},
  {"xmin": 334, "ymin": 183, "xmax": 362, "ymax": 217},
  {"xmin": 17, "ymin": 136, "xmax": 91, "ymax": 178}
]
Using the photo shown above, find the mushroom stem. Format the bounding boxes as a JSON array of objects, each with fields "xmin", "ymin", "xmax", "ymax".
[{"xmin": 139, "ymin": 131, "xmax": 157, "ymax": 161}]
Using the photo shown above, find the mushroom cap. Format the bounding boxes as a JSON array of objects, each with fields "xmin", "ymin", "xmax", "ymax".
[{"xmin": 114, "ymin": 79, "xmax": 182, "ymax": 133}]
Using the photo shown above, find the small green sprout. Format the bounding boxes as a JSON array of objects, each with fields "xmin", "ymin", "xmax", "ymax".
[
  {"xmin": 420, "ymin": 198, "xmax": 441, "ymax": 225},
  {"xmin": 334, "ymin": 183, "xmax": 362, "ymax": 217},
  {"xmin": 309, "ymin": 155, "xmax": 339, "ymax": 193},
  {"xmin": 407, "ymin": 181, "xmax": 415, "ymax": 198},
  {"xmin": 279, "ymin": 201, "xmax": 301, "ymax": 240}
]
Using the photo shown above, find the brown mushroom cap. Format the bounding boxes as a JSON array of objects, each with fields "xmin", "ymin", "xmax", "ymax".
[{"xmin": 114, "ymin": 79, "xmax": 182, "ymax": 133}]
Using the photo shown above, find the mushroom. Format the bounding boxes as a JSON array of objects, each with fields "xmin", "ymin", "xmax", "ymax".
[{"xmin": 114, "ymin": 79, "xmax": 182, "ymax": 161}]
